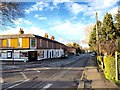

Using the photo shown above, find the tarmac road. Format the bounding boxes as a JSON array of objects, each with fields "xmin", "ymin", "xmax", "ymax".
[{"xmin": 1, "ymin": 54, "xmax": 92, "ymax": 89}]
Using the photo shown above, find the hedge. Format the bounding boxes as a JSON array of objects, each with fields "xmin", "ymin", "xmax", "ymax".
[{"xmin": 104, "ymin": 56, "xmax": 116, "ymax": 81}]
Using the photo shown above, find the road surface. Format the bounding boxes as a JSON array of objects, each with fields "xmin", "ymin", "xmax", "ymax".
[{"xmin": 1, "ymin": 54, "xmax": 95, "ymax": 89}]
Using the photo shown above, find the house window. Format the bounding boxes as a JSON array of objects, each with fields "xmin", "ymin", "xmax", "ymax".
[
  {"xmin": 18, "ymin": 38, "xmax": 22, "ymax": 47},
  {"xmin": 20, "ymin": 52, "xmax": 28, "ymax": 58},
  {"xmin": 46, "ymin": 41, "xmax": 48, "ymax": 48},
  {"xmin": 7, "ymin": 51, "xmax": 12, "ymax": 58},
  {"xmin": 59, "ymin": 45, "xmax": 61, "ymax": 48},
  {"xmin": 52, "ymin": 51, "xmax": 54, "ymax": 57},
  {"xmin": 40, "ymin": 39, "xmax": 42, "ymax": 47},
  {"xmin": 31, "ymin": 38, "xmax": 35, "ymax": 47},
  {"xmin": 42, "ymin": 51, "xmax": 44, "ymax": 58},
  {"xmin": 0, "ymin": 52, "xmax": 1, "ymax": 58},
  {"xmin": 0, "ymin": 39, "xmax": 1, "ymax": 47},
  {"xmin": 58, "ymin": 51, "xmax": 59, "ymax": 56},
  {"xmin": 38, "ymin": 50, "xmax": 44, "ymax": 58}
]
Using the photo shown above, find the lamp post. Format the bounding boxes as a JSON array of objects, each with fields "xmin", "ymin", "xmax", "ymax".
[{"xmin": 96, "ymin": 12, "xmax": 99, "ymax": 55}]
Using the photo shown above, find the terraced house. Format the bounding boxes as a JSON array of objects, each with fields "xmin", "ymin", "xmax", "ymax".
[{"xmin": 0, "ymin": 28, "xmax": 68, "ymax": 61}]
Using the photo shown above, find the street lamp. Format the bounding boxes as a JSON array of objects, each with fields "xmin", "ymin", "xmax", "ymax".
[{"xmin": 96, "ymin": 12, "xmax": 99, "ymax": 55}]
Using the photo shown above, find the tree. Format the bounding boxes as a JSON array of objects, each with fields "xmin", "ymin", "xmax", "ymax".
[
  {"xmin": 88, "ymin": 25, "xmax": 96, "ymax": 51},
  {"xmin": 99, "ymin": 40, "xmax": 116, "ymax": 56},
  {"xmin": 99, "ymin": 13, "xmax": 116, "ymax": 56},
  {"xmin": 66, "ymin": 42, "xmax": 82, "ymax": 53},
  {"xmin": 89, "ymin": 13, "xmax": 117, "ymax": 56},
  {"xmin": 102, "ymin": 13, "xmax": 116, "ymax": 40},
  {"xmin": 0, "ymin": 2, "xmax": 25, "ymax": 29},
  {"xmin": 114, "ymin": 11, "xmax": 120, "ymax": 37},
  {"xmin": 88, "ymin": 21, "xmax": 102, "ymax": 51}
]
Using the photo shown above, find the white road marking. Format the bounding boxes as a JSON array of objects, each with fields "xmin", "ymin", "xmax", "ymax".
[
  {"xmin": 80, "ymin": 71, "xmax": 85, "ymax": 80},
  {"xmin": 2, "ymin": 80, "xmax": 24, "ymax": 85},
  {"xmin": 37, "ymin": 70, "xmax": 41, "ymax": 73},
  {"xmin": 43, "ymin": 84, "xmax": 53, "ymax": 89},
  {"xmin": 5, "ymin": 79, "xmax": 29, "ymax": 90},
  {"xmin": 0, "ymin": 78, "xmax": 3, "ymax": 83},
  {"xmin": 20, "ymin": 72, "xmax": 27, "ymax": 80},
  {"xmin": 32, "ymin": 69, "xmax": 41, "ymax": 73},
  {"xmin": 26, "ymin": 67, "xmax": 84, "ymax": 71}
]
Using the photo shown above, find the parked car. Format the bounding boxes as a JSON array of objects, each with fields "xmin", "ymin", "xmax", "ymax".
[
  {"xmin": 61, "ymin": 54, "xmax": 68, "ymax": 59},
  {"xmin": 91, "ymin": 52, "xmax": 96, "ymax": 56},
  {"xmin": 76, "ymin": 53, "xmax": 80, "ymax": 56}
]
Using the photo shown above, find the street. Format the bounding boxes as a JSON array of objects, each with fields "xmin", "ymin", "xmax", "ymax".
[
  {"xmin": 1, "ymin": 54, "xmax": 92, "ymax": 89},
  {"xmin": 1, "ymin": 53, "xmax": 118, "ymax": 89}
]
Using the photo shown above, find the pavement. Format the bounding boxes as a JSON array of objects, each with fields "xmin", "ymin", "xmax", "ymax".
[{"xmin": 78, "ymin": 56, "xmax": 118, "ymax": 89}]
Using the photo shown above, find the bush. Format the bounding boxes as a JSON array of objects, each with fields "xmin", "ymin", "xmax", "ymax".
[{"xmin": 104, "ymin": 56, "xmax": 116, "ymax": 81}]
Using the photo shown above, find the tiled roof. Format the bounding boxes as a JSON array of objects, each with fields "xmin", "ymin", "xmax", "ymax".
[{"xmin": 0, "ymin": 34, "xmax": 34, "ymax": 39}]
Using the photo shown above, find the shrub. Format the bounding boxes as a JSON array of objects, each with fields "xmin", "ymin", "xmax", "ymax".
[{"xmin": 104, "ymin": 56, "xmax": 116, "ymax": 81}]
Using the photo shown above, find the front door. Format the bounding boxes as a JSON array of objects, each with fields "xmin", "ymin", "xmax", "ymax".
[{"xmin": 28, "ymin": 51, "xmax": 37, "ymax": 61}]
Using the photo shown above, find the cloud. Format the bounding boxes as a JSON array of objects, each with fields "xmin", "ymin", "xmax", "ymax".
[
  {"xmin": 109, "ymin": 6, "xmax": 118, "ymax": 15},
  {"xmin": 50, "ymin": 20, "xmax": 87, "ymax": 46},
  {"xmin": 14, "ymin": 18, "xmax": 23, "ymax": 25},
  {"xmin": 65, "ymin": 2, "xmax": 88, "ymax": 15},
  {"xmin": 25, "ymin": 2, "xmax": 49, "ymax": 13},
  {"xmin": 24, "ymin": 20, "xmax": 32, "ymax": 25},
  {"xmin": 25, "ymin": 1, "xmax": 59, "ymax": 14},
  {"xmin": 34, "ymin": 14, "xmax": 47, "ymax": 20},
  {"xmin": 14, "ymin": 18, "xmax": 32, "ymax": 25},
  {"xmin": 64, "ymin": 0, "xmax": 118, "ymax": 19},
  {"xmin": 53, "ymin": 0, "xmax": 72, "ymax": 6}
]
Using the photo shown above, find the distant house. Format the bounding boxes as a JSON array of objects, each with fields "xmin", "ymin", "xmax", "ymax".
[
  {"xmin": 0, "ymin": 29, "xmax": 68, "ymax": 61},
  {"xmin": 68, "ymin": 46, "xmax": 76, "ymax": 54}
]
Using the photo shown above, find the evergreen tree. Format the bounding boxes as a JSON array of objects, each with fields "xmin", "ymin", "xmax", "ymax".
[
  {"xmin": 102, "ymin": 13, "xmax": 116, "ymax": 40},
  {"xmin": 88, "ymin": 21, "xmax": 102, "ymax": 51},
  {"xmin": 114, "ymin": 11, "xmax": 120, "ymax": 37}
]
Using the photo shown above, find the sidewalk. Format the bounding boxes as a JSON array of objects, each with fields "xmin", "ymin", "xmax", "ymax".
[{"xmin": 78, "ymin": 56, "xmax": 118, "ymax": 89}]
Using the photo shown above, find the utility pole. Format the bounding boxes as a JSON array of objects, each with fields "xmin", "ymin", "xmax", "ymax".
[{"xmin": 96, "ymin": 12, "xmax": 99, "ymax": 55}]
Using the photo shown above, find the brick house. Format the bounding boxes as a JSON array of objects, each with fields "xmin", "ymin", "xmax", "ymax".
[{"xmin": 0, "ymin": 32, "xmax": 68, "ymax": 61}]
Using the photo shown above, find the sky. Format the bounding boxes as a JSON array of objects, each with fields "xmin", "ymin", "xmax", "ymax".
[{"xmin": 0, "ymin": 0, "xmax": 119, "ymax": 48}]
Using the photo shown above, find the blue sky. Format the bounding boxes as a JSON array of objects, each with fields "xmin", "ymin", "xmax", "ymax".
[{"xmin": 0, "ymin": 0, "xmax": 119, "ymax": 48}]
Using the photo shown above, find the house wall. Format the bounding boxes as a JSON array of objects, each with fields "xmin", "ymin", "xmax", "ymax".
[{"xmin": 0, "ymin": 34, "xmax": 67, "ymax": 61}]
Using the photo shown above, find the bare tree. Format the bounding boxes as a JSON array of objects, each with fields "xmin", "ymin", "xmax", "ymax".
[
  {"xmin": 0, "ymin": 2, "xmax": 25, "ymax": 30},
  {"xmin": 100, "ymin": 40, "xmax": 116, "ymax": 56}
]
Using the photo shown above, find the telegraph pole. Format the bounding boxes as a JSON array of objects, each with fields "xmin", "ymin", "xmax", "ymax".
[{"xmin": 96, "ymin": 12, "xmax": 99, "ymax": 55}]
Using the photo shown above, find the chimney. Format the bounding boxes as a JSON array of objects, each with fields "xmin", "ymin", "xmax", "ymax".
[
  {"xmin": 51, "ymin": 36, "xmax": 55, "ymax": 40},
  {"xmin": 44, "ymin": 33, "xmax": 48, "ymax": 38},
  {"xmin": 19, "ymin": 28, "xmax": 24, "ymax": 34}
]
